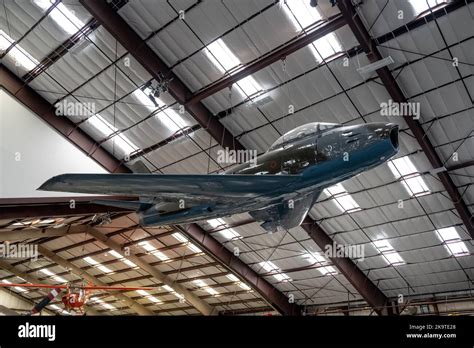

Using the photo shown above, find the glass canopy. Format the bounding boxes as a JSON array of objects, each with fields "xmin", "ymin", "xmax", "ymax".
[{"xmin": 269, "ymin": 122, "xmax": 341, "ymax": 151}]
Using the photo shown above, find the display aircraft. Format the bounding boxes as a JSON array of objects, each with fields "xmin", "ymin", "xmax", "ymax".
[
  {"xmin": 0, "ymin": 282, "xmax": 156, "ymax": 315},
  {"xmin": 39, "ymin": 122, "xmax": 399, "ymax": 233}
]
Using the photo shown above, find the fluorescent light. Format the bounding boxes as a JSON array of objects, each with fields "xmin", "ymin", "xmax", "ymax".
[
  {"xmin": 373, "ymin": 239, "xmax": 405, "ymax": 266},
  {"xmin": 205, "ymin": 38, "xmax": 262, "ymax": 97},
  {"xmin": 357, "ymin": 56, "xmax": 394, "ymax": 76},
  {"xmin": 87, "ymin": 114, "xmax": 139, "ymax": 156},
  {"xmin": 388, "ymin": 157, "xmax": 430, "ymax": 197},
  {"xmin": 34, "ymin": 0, "xmax": 85, "ymax": 35},
  {"xmin": 324, "ymin": 184, "xmax": 361, "ymax": 213},
  {"xmin": 0, "ymin": 30, "xmax": 39, "ymax": 71},
  {"xmin": 282, "ymin": 2, "xmax": 342, "ymax": 62},
  {"xmin": 436, "ymin": 227, "xmax": 469, "ymax": 257},
  {"xmin": 259, "ymin": 261, "xmax": 291, "ymax": 282}
]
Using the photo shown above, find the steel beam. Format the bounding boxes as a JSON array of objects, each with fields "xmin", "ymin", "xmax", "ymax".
[
  {"xmin": 177, "ymin": 224, "xmax": 301, "ymax": 315},
  {"xmin": 186, "ymin": 14, "xmax": 346, "ymax": 105},
  {"xmin": 337, "ymin": 0, "xmax": 474, "ymax": 238},
  {"xmin": 0, "ymin": 65, "xmax": 130, "ymax": 174},
  {"xmin": 79, "ymin": 0, "xmax": 244, "ymax": 152},
  {"xmin": 87, "ymin": 227, "xmax": 215, "ymax": 315},
  {"xmin": 37, "ymin": 245, "xmax": 153, "ymax": 315},
  {"xmin": 301, "ymin": 218, "xmax": 393, "ymax": 315},
  {"xmin": 0, "ymin": 225, "xmax": 93, "ymax": 242}
]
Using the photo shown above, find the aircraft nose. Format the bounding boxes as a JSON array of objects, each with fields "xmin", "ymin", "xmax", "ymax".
[{"xmin": 369, "ymin": 123, "xmax": 399, "ymax": 149}]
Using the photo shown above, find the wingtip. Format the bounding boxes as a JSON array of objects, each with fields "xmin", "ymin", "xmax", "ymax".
[{"xmin": 37, "ymin": 175, "xmax": 61, "ymax": 191}]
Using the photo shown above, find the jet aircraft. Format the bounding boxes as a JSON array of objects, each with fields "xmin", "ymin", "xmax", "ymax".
[{"xmin": 39, "ymin": 122, "xmax": 399, "ymax": 233}]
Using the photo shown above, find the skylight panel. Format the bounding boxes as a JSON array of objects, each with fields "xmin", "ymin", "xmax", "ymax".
[
  {"xmin": 303, "ymin": 252, "xmax": 337, "ymax": 275},
  {"xmin": 39, "ymin": 269, "xmax": 67, "ymax": 283},
  {"xmin": 109, "ymin": 250, "xmax": 138, "ymax": 268},
  {"xmin": 172, "ymin": 232, "xmax": 188, "ymax": 243},
  {"xmin": 138, "ymin": 241, "xmax": 170, "ymax": 261},
  {"xmin": 101, "ymin": 302, "xmax": 115, "ymax": 310},
  {"xmin": 34, "ymin": 0, "xmax": 85, "ymax": 35},
  {"xmin": 133, "ymin": 87, "xmax": 162, "ymax": 110},
  {"xmin": 0, "ymin": 30, "xmax": 39, "ymax": 71},
  {"xmin": 226, "ymin": 274, "xmax": 252, "ymax": 291},
  {"xmin": 205, "ymin": 38, "xmax": 262, "ymax": 97},
  {"xmin": 192, "ymin": 279, "xmax": 219, "ymax": 296},
  {"xmin": 172, "ymin": 233, "xmax": 202, "ymax": 253},
  {"xmin": 226, "ymin": 274, "xmax": 239, "ymax": 282},
  {"xmin": 373, "ymin": 239, "xmax": 405, "ymax": 266},
  {"xmin": 284, "ymin": 0, "xmax": 322, "ymax": 28},
  {"xmin": 259, "ymin": 261, "xmax": 291, "ymax": 282},
  {"xmin": 83, "ymin": 256, "xmax": 113, "ymax": 273},
  {"xmin": 436, "ymin": 227, "xmax": 461, "ymax": 242},
  {"xmin": 388, "ymin": 157, "xmax": 430, "ymax": 197},
  {"xmin": 136, "ymin": 289, "xmax": 162, "ymax": 304},
  {"xmin": 188, "ymin": 243, "xmax": 202, "ymax": 253},
  {"xmin": 87, "ymin": 114, "xmax": 139, "ymax": 156},
  {"xmin": 132, "ymin": 87, "xmax": 188, "ymax": 132},
  {"xmin": 138, "ymin": 241, "xmax": 155, "ymax": 252},
  {"xmin": 207, "ymin": 218, "xmax": 242, "ymax": 240},
  {"xmin": 408, "ymin": 0, "xmax": 446, "ymax": 15},
  {"xmin": 324, "ymin": 183, "xmax": 361, "ymax": 213},
  {"xmin": 205, "ymin": 39, "xmax": 240, "ymax": 71},
  {"xmin": 282, "ymin": 2, "xmax": 342, "ymax": 62},
  {"xmin": 159, "ymin": 109, "xmax": 187, "ymax": 133},
  {"xmin": 2, "ymin": 279, "xmax": 27, "ymax": 292},
  {"xmin": 436, "ymin": 227, "xmax": 469, "ymax": 257},
  {"xmin": 162, "ymin": 285, "xmax": 184, "ymax": 299}
]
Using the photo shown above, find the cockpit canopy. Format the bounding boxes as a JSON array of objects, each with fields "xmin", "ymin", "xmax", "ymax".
[{"xmin": 268, "ymin": 122, "xmax": 341, "ymax": 151}]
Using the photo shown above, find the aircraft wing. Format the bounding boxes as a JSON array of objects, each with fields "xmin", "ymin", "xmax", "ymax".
[
  {"xmin": 38, "ymin": 173, "xmax": 301, "ymax": 200},
  {"xmin": 249, "ymin": 190, "xmax": 321, "ymax": 232}
]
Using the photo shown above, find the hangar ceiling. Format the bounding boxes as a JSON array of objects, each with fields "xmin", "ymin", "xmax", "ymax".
[{"xmin": 0, "ymin": 0, "xmax": 473, "ymax": 316}]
